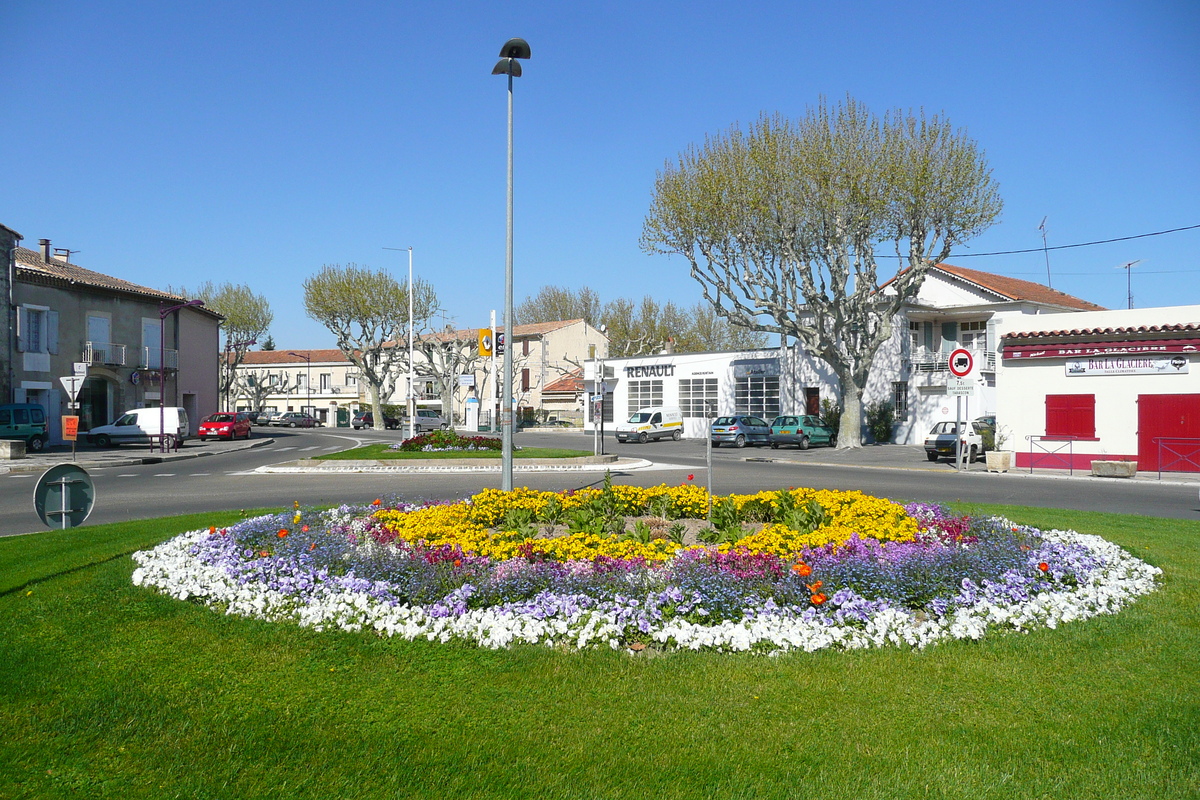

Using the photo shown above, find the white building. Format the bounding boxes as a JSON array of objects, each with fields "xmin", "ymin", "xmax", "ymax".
[
  {"xmin": 586, "ymin": 264, "xmax": 1105, "ymax": 445},
  {"xmin": 232, "ymin": 349, "xmax": 360, "ymax": 426},
  {"xmin": 995, "ymin": 305, "xmax": 1200, "ymax": 473}
]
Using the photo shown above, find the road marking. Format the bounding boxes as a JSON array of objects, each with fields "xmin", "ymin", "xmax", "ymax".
[
  {"xmin": 276, "ymin": 447, "xmax": 297, "ymax": 452},
  {"xmin": 190, "ymin": 473, "xmax": 211, "ymax": 476},
  {"xmin": 154, "ymin": 473, "xmax": 176, "ymax": 477},
  {"xmin": 300, "ymin": 446, "xmax": 320, "ymax": 451},
  {"xmin": 6, "ymin": 474, "xmax": 33, "ymax": 479},
  {"xmin": 118, "ymin": 474, "xmax": 138, "ymax": 477}
]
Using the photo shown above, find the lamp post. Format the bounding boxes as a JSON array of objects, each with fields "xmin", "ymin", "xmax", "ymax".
[
  {"xmin": 288, "ymin": 352, "xmax": 311, "ymax": 418},
  {"xmin": 223, "ymin": 338, "xmax": 256, "ymax": 411},
  {"xmin": 384, "ymin": 246, "xmax": 417, "ymax": 438},
  {"xmin": 492, "ymin": 36, "xmax": 530, "ymax": 492},
  {"xmin": 160, "ymin": 299, "xmax": 204, "ymax": 451}
]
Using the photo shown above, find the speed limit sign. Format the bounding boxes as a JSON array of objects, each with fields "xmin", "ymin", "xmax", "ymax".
[{"xmin": 948, "ymin": 348, "xmax": 974, "ymax": 378}]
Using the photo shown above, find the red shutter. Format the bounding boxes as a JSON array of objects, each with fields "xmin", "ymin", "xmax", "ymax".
[
  {"xmin": 521, "ymin": 369, "xmax": 530, "ymax": 392},
  {"xmin": 1046, "ymin": 394, "xmax": 1095, "ymax": 438}
]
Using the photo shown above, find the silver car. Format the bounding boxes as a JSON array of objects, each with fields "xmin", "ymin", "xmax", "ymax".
[
  {"xmin": 709, "ymin": 415, "xmax": 772, "ymax": 448},
  {"xmin": 401, "ymin": 409, "xmax": 449, "ymax": 433}
]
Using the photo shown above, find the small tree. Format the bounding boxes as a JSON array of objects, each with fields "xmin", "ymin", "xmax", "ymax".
[
  {"xmin": 303, "ymin": 264, "xmax": 438, "ymax": 430},
  {"xmin": 168, "ymin": 281, "xmax": 272, "ymax": 407},
  {"xmin": 865, "ymin": 401, "xmax": 896, "ymax": 443},
  {"xmin": 642, "ymin": 95, "xmax": 1002, "ymax": 447}
]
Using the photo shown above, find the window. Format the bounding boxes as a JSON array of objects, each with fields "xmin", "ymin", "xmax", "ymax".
[
  {"xmin": 734, "ymin": 375, "xmax": 780, "ymax": 417},
  {"xmin": 17, "ymin": 306, "xmax": 57, "ymax": 354},
  {"xmin": 320, "ymin": 373, "xmax": 332, "ymax": 392},
  {"xmin": 909, "ymin": 321, "xmax": 921, "ymax": 353},
  {"xmin": 627, "ymin": 380, "xmax": 663, "ymax": 414},
  {"xmin": 1046, "ymin": 394, "xmax": 1095, "ymax": 439},
  {"xmin": 346, "ymin": 373, "xmax": 357, "ymax": 386},
  {"xmin": 893, "ymin": 381, "xmax": 909, "ymax": 421},
  {"xmin": 961, "ymin": 320, "xmax": 987, "ymax": 351},
  {"xmin": 679, "ymin": 378, "xmax": 719, "ymax": 418}
]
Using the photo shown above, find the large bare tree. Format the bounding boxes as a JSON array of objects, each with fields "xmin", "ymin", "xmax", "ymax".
[
  {"xmin": 641, "ymin": 96, "xmax": 1002, "ymax": 447},
  {"xmin": 303, "ymin": 264, "xmax": 438, "ymax": 430},
  {"xmin": 168, "ymin": 281, "xmax": 272, "ymax": 408}
]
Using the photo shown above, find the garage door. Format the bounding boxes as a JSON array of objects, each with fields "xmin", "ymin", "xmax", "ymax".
[{"xmin": 1138, "ymin": 394, "xmax": 1200, "ymax": 472}]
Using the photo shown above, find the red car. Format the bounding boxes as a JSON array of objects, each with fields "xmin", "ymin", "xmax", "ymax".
[{"xmin": 198, "ymin": 412, "xmax": 253, "ymax": 440}]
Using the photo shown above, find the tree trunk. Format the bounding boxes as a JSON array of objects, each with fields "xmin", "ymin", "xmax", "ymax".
[
  {"xmin": 369, "ymin": 384, "xmax": 385, "ymax": 431},
  {"xmin": 835, "ymin": 374, "xmax": 864, "ymax": 450}
]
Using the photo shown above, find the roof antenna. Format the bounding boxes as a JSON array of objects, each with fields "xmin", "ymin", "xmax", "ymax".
[
  {"xmin": 1038, "ymin": 217, "xmax": 1051, "ymax": 288},
  {"xmin": 1115, "ymin": 260, "xmax": 1142, "ymax": 309}
]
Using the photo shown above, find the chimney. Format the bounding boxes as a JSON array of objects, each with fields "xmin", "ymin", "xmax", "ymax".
[
  {"xmin": 52, "ymin": 248, "xmax": 71, "ymax": 263},
  {"xmin": 39, "ymin": 239, "xmax": 51, "ymax": 262}
]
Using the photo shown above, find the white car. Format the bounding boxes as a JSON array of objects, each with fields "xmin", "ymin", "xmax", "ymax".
[{"xmin": 924, "ymin": 420, "xmax": 986, "ymax": 462}]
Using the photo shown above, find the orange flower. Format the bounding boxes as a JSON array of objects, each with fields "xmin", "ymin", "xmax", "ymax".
[
  {"xmin": 372, "ymin": 498, "xmax": 382, "ymax": 506},
  {"xmin": 805, "ymin": 580, "xmax": 823, "ymax": 592},
  {"xmin": 209, "ymin": 525, "xmax": 216, "ymax": 534},
  {"xmin": 259, "ymin": 550, "xmax": 269, "ymax": 557},
  {"xmin": 309, "ymin": 543, "xmax": 317, "ymax": 551},
  {"xmin": 810, "ymin": 593, "xmax": 827, "ymax": 606},
  {"xmin": 1038, "ymin": 562, "xmax": 1050, "ymax": 572},
  {"xmin": 278, "ymin": 529, "xmax": 289, "ymax": 538},
  {"xmin": 792, "ymin": 563, "xmax": 812, "ymax": 577},
  {"xmin": 453, "ymin": 559, "xmax": 462, "ymax": 568},
  {"xmin": 294, "ymin": 501, "xmax": 300, "ymax": 509}
]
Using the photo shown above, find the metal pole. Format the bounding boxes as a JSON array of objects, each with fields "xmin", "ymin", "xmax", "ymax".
[
  {"xmin": 408, "ymin": 246, "xmax": 416, "ymax": 440},
  {"xmin": 501, "ymin": 70, "xmax": 515, "ymax": 491}
]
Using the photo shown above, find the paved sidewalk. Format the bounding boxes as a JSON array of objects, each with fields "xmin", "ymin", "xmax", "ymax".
[{"xmin": 0, "ymin": 436, "xmax": 273, "ymax": 475}]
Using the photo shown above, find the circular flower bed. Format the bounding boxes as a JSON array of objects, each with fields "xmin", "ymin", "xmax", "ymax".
[{"xmin": 131, "ymin": 483, "xmax": 1161, "ymax": 654}]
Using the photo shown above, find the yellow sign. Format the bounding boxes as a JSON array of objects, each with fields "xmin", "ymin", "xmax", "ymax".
[
  {"xmin": 478, "ymin": 329, "xmax": 493, "ymax": 357},
  {"xmin": 62, "ymin": 416, "xmax": 80, "ymax": 441}
]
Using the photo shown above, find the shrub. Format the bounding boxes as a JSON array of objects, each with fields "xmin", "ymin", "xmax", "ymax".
[
  {"xmin": 820, "ymin": 399, "xmax": 842, "ymax": 437},
  {"xmin": 865, "ymin": 401, "xmax": 896, "ymax": 443}
]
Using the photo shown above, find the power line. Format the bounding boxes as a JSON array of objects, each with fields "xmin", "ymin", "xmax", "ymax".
[{"xmin": 947, "ymin": 223, "xmax": 1200, "ymax": 258}]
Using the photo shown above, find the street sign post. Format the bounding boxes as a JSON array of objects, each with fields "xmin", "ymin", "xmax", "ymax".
[
  {"xmin": 947, "ymin": 349, "xmax": 975, "ymax": 470},
  {"xmin": 59, "ymin": 375, "xmax": 86, "ymax": 461}
]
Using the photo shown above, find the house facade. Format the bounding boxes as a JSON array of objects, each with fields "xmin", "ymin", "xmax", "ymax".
[
  {"xmin": 231, "ymin": 349, "xmax": 360, "ymax": 425},
  {"xmin": 585, "ymin": 265, "xmax": 1104, "ymax": 444},
  {"xmin": 7, "ymin": 233, "xmax": 221, "ymax": 441},
  {"xmin": 995, "ymin": 305, "xmax": 1200, "ymax": 473}
]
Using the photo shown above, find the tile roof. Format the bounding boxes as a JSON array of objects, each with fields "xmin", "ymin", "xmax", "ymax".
[
  {"xmin": 542, "ymin": 368, "xmax": 584, "ymax": 393},
  {"xmin": 239, "ymin": 349, "xmax": 354, "ymax": 365},
  {"xmin": 413, "ymin": 319, "xmax": 591, "ymax": 344},
  {"xmin": 932, "ymin": 264, "xmax": 1106, "ymax": 311},
  {"xmin": 1002, "ymin": 322, "xmax": 1200, "ymax": 341},
  {"xmin": 15, "ymin": 246, "xmax": 191, "ymax": 304}
]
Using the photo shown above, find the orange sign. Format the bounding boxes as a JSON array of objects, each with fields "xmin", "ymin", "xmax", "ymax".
[{"xmin": 62, "ymin": 416, "xmax": 79, "ymax": 441}]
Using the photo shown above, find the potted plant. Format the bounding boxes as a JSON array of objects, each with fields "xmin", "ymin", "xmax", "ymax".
[{"xmin": 983, "ymin": 425, "xmax": 1014, "ymax": 473}]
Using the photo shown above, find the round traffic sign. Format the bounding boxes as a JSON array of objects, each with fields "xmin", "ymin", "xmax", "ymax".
[
  {"xmin": 948, "ymin": 348, "xmax": 974, "ymax": 377},
  {"xmin": 33, "ymin": 464, "xmax": 95, "ymax": 529}
]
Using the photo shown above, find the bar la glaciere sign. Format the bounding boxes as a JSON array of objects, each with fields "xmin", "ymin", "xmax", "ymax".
[{"xmin": 1003, "ymin": 337, "xmax": 1198, "ymax": 378}]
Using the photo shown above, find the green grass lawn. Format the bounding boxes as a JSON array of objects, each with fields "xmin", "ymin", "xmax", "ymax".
[
  {"xmin": 1, "ymin": 502, "xmax": 1197, "ymax": 799},
  {"xmin": 317, "ymin": 443, "xmax": 594, "ymax": 460}
]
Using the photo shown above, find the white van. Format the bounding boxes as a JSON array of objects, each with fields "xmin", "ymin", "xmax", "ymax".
[
  {"xmin": 615, "ymin": 406, "xmax": 684, "ymax": 443},
  {"xmin": 87, "ymin": 407, "xmax": 190, "ymax": 447}
]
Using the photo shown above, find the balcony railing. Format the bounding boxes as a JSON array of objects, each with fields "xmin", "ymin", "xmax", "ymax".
[
  {"xmin": 83, "ymin": 341, "xmax": 127, "ymax": 366},
  {"xmin": 137, "ymin": 347, "xmax": 179, "ymax": 371},
  {"xmin": 910, "ymin": 347, "xmax": 996, "ymax": 372}
]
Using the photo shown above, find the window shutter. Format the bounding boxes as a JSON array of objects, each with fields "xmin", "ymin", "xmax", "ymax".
[
  {"xmin": 16, "ymin": 307, "xmax": 26, "ymax": 352},
  {"xmin": 47, "ymin": 311, "xmax": 59, "ymax": 355}
]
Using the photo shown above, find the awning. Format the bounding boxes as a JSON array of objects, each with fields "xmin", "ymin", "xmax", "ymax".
[{"xmin": 1002, "ymin": 339, "xmax": 1200, "ymax": 360}]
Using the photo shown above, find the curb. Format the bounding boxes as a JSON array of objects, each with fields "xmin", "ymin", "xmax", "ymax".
[{"xmin": 256, "ymin": 457, "xmax": 654, "ymax": 474}]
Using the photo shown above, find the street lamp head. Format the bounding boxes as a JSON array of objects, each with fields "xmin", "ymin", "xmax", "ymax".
[
  {"xmin": 498, "ymin": 38, "xmax": 530, "ymax": 59},
  {"xmin": 491, "ymin": 58, "xmax": 522, "ymax": 77}
]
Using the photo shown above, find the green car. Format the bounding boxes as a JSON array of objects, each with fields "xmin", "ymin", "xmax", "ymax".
[{"xmin": 769, "ymin": 415, "xmax": 837, "ymax": 450}]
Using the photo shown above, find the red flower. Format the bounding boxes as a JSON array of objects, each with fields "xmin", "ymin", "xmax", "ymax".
[
  {"xmin": 687, "ymin": 474, "xmax": 694, "ymax": 481},
  {"xmin": 805, "ymin": 580, "xmax": 823, "ymax": 592},
  {"xmin": 278, "ymin": 529, "xmax": 289, "ymax": 538},
  {"xmin": 810, "ymin": 593, "xmax": 827, "ymax": 606},
  {"xmin": 1038, "ymin": 562, "xmax": 1050, "ymax": 572},
  {"xmin": 301, "ymin": 525, "xmax": 309, "ymax": 532}
]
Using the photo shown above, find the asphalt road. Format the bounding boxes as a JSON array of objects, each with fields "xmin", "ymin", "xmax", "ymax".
[{"xmin": 1, "ymin": 428, "xmax": 1198, "ymax": 536}]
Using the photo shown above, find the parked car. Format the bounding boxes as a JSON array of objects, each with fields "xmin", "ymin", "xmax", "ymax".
[
  {"xmin": 254, "ymin": 410, "xmax": 279, "ymax": 427},
  {"xmin": 924, "ymin": 420, "xmax": 987, "ymax": 462},
  {"xmin": 0, "ymin": 403, "xmax": 49, "ymax": 453},
  {"xmin": 401, "ymin": 409, "xmax": 449, "ymax": 433},
  {"xmin": 769, "ymin": 414, "xmax": 837, "ymax": 449},
  {"xmin": 198, "ymin": 412, "xmax": 252, "ymax": 440},
  {"xmin": 271, "ymin": 412, "xmax": 318, "ymax": 428},
  {"xmin": 710, "ymin": 415, "xmax": 772, "ymax": 448},
  {"xmin": 352, "ymin": 411, "xmax": 399, "ymax": 430}
]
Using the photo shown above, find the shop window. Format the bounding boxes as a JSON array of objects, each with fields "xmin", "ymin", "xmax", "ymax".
[
  {"xmin": 679, "ymin": 378, "xmax": 718, "ymax": 418},
  {"xmin": 627, "ymin": 380, "xmax": 663, "ymax": 414},
  {"xmin": 734, "ymin": 375, "xmax": 780, "ymax": 418},
  {"xmin": 1046, "ymin": 394, "xmax": 1095, "ymax": 439}
]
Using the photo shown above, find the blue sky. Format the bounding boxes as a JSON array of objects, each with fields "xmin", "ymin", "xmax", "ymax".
[{"xmin": 3, "ymin": 0, "xmax": 1198, "ymax": 348}]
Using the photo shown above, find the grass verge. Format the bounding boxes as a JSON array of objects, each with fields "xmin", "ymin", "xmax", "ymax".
[{"xmin": 1, "ymin": 502, "xmax": 1197, "ymax": 799}]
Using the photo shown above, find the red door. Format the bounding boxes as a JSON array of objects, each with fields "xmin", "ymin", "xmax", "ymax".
[{"xmin": 1138, "ymin": 394, "xmax": 1200, "ymax": 472}]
